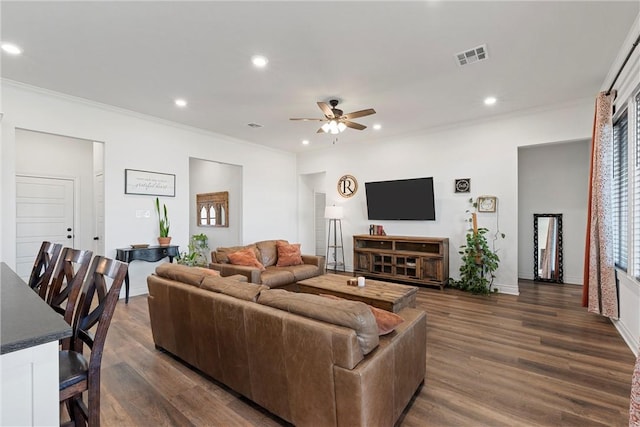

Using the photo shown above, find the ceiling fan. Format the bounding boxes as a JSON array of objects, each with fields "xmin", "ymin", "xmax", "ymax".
[{"xmin": 290, "ymin": 99, "xmax": 376, "ymax": 134}]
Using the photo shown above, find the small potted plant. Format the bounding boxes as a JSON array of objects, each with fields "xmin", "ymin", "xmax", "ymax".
[{"xmin": 155, "ymin": 197, "xmax": 171, "ymax": 246}]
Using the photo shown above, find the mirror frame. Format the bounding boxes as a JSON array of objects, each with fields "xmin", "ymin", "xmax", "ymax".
[
  {"xmin": 533, "ymin": 213, "xmax": 563, "ymax": 283},
  {"xmin": 196, "ymin": 191, "xmax": 229, "ymax": 228}
]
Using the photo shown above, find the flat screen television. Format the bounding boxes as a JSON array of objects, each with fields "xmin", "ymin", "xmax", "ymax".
[{"xmin": 365, "ymin": 177, "xmax": 435, "ymax": 220}]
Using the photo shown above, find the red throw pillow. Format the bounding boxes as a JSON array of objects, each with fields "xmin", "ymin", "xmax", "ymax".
[
  {"xmin": 228, "ymin": 248, "xmax": 265, "ymax": 271},
  {"xmin": 319, "ymin": 294, "xmax": 404, "ymax": 335},
  {"xmin": 276, "ymin": 242, "xmax": 303, "ymax": 267}
]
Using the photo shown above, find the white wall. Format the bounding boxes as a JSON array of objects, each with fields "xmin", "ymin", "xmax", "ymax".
[
  {"xmin": 297, "ymin": 172, "xmax": 326, "ymax": 256},
  {"xmin": 189, "ymin": 158, "xmax": 243, "ymax": 253},
  {"xmin": 15, "ymin": 129, "xmax": 96, "ymax": 252},
  {"xmin": 1, "ymin": 81, "xmax": 297, "ymax": 298},
  {"xmin": 297, "ymin": 100, "xmax": 595, "ymax": 295},
  {"xmin": 518, "ymin": 140, "xmax": 590, "ymax": 284}
]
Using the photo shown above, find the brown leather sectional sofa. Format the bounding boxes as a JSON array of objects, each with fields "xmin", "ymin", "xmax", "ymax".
[
  {"xmin": 147, "ymin": 263, "xmax": 427, "ymax": 426},
  {"xmin": 208, "ymin": 239, "xmax": 324, "ymax": 287}
]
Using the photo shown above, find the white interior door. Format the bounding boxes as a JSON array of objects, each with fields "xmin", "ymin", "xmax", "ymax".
[
  {"xmin": 15, "ymin": 176, "xmax": 74, "ymax": 280},
  {"xmin": 94, "ymin": 172, "xmax": 105, "ymax": 255}
]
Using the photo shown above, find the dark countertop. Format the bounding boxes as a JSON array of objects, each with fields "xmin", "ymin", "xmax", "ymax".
[{"xmin": 1, "ymin": 262, "xmax": 72, "ymax": 355}]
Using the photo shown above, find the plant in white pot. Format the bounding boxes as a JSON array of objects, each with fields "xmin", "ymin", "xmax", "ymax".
[
  {"xmin": 449, "ymin": 198, "xmax": 505, "ymax": 295},
  {"xmin": 155, "ymin": 197, "xmax": 171, "ymax": 246}
]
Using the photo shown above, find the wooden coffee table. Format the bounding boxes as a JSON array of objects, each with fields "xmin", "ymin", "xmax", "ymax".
[{"xmin": 297, "ymin": 274, "xmax": 418, "ymax": 313}]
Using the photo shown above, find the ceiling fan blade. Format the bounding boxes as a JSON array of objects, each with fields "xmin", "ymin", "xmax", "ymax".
[
  {"xmin": 343, "ymin": 120, "xmax": 366, "ymax": 130},
  {"xmin": 342, "ymin": 108, "xmax": 376, "ymax": 120},
  {"xmin": 316, "ymin": 126, "xmax": 326, "ymax": 133},
  {"xmin": 290, "ymin": 117, "xmax": 326, "ymax": 121},
  {"xmin": 317, "ymin": 102, "xmax": 335, "ymax": 119}
]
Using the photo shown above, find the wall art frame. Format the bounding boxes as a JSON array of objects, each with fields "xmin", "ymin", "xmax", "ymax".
[{"xmin": 125, "ymin": 169, "xmax": 176, "ymax": 197}]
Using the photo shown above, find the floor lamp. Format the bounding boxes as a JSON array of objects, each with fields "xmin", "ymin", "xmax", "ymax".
[{"xmin": 325, "ymin": 206, "xmax": 345, "ymax": 273}]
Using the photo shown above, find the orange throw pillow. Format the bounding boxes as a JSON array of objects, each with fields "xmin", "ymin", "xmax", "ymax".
[
  {"xmin": 228, "ymin": 248, "xmax": 265, "ymax": 271},
  {"xmin": 368, "ymin": 305, "xmax": 404, "ymax": 335},
  {"xmin": 276, "ymin": 242, "xmax": 303, "ymax": 267}
]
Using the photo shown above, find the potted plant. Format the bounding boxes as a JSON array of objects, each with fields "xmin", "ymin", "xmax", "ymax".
[
  {"xmin": 155, "ymin": 197, "xmax": 171, "ymax": 246},
  {"xmin": 449, "ymin": 198, "xmax": 505, "ymax": 295},
  {"xmin": 176, "ymin": 235, "xmax": 210, "ymax": 266}
]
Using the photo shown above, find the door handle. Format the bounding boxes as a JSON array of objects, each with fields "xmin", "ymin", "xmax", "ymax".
[
  {"xmin": 93, "ymin": 236, "xmax": 100, "ymax": 240},
  {"xmin": 67, "ymin": 227, "xmax": 72, "ymax": 232},
  {"xmin": 67, "ymin": 235, "xmax": 72, "ymax": 239}
]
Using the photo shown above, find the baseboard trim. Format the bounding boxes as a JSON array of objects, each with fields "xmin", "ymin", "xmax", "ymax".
[
  {"xmin": 613, "ymin": 318, "xmax": 639, "ymax": 356},
  {"xmin": 495, "ymin": 282, "xmax": 520, "ymax": 295}
]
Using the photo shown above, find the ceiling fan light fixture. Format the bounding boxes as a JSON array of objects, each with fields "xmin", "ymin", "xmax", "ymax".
[{"xmin": 337, "ymin": 122, "xmax": 347, "ymax": 132}]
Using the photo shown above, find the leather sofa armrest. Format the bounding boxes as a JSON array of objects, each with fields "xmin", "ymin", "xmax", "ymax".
[
  {"xmin": 301, "ymin": 254, "xmax": 325, "ymax": 271},
  {"xmin": 209, "ymin": 262, "xmax": 262, "ymax": 284}
]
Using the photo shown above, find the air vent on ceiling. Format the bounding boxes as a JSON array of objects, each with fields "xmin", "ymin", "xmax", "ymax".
[
  {"xmin": 455, "ymin": 44, "xmax": 488, "ymax": 67},
  {"xmin": 247, "ymin": 123, "xmax": 263, "ymax": 128}
]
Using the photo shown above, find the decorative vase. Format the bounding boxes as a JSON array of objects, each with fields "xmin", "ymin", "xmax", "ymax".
[{"xmin": 158, "ymin": 236, "xmax": 172, "ymax": 246}]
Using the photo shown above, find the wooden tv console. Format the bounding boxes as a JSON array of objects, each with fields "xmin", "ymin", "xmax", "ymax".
[{"xmin": 353, "ymin": 235, "xmax": 449, "ymax": 290}]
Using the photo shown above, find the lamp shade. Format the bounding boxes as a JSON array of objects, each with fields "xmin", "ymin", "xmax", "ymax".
[{"xmin": 324, "ymin": 206, "xmax": 344, "ymax": 219}]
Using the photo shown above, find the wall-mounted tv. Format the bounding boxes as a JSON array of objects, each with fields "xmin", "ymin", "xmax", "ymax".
[{"xmin": 365, "ymin": 177, "xmax": 435, "ymax": 220}]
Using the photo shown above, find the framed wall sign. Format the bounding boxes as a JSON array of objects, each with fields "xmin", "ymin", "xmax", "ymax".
[
  {"xmin": 477, "ymin": 195, "xmax": 497, "ymax": 213},
  {"xmin": 125, "ymin": 169, "xmax": 176, "ymax": 197},
  {"xmin": 337, "ymin": 174, "xmax": 358, "ymax": 198},
  {"xmin": 455, "ymin": 178, "xmax": 471, "ymax": 193}
]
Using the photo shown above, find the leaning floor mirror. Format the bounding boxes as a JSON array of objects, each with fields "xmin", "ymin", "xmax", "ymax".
[{"xmin": 534, "ymin": 213, "xmax": 563, "ymax": 283}]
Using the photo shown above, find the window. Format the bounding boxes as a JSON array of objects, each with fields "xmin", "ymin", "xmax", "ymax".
[
  {"xmin": 634, "ymin": 92, "xmax": 640, "ymax": 278},
  {"xmin": 612, "ymin": 110, "xmax": 628, "ymax": 270}
]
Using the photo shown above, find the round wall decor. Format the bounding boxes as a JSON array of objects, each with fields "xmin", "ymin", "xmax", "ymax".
[{"xmin": 337, "ymin": 174, "xmax": 358, "ymax": 198}]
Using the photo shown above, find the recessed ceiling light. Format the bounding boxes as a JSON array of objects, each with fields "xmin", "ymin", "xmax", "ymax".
[
  {"xmin": 1, "ymin": 43, "xmax": 22, "ymax": 55},
  {"xmin": 302, "ymin": 139, "xmax": 310, "ymax": 145},
  {"xmin": 174, "ymin": 99, "xmax": 187, "ymax": 107},
  {"xmin": 484, "ymin": 96, "xmax": 497, "ymax": 106},
  {"xmin": 251, "ymin": 55, "xmax": 268, "ymax": 68},
  {"xmin": 373, "ymin": 124, "xmax": 382, "ymax": 130}
]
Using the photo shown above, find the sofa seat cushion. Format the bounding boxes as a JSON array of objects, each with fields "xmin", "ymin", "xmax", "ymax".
[
  {"xmin": 201, "ymin": 276, "xmax": 269, "ymax": 301},
  {"xmin": 258, "ymin": 289, "xmax": 379, "ymax": 355},
  {"xmin": 260, "ymin": 267, "xmax": 295, "ymax": 287},
  {"xmin": 155, "ymin": 263, "xmax": 208, "ymax": 287},
  {"xmin": 256, "ymin": 240, "xmax": 288, "ymax": 267},
  {"xmin": 280, "ymin": 264, "xmax": 320, "ymax": 281}
]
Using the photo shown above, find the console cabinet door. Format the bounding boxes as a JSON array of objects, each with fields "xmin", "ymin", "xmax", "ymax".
[
  {"xmin": 421, "ymin": 257, "xmax": 443, "ymax": 282},
  {"xmin": 354, "ymin": 252, "xmax": 371, "ymax": 272}
]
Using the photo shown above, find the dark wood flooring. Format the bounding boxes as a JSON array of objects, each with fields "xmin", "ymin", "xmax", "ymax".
[{"xmin": 97, "ymin": 281, "xmax": 636, "ymax": 426}]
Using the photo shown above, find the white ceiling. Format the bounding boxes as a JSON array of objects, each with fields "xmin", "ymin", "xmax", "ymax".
[{"xmin": 1, "ymin": 1, "xmax": 638, "ymax": 153}]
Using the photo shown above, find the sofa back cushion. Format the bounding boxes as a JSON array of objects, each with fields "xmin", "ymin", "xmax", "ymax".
[
  {"xmin": 256, "ymin": 240, "xmax": 287, "ymax": 267},
  {"xmin": 155, "ymin": 263, "xmax": 208, "ymax": 287},
  {"xmin": 201, "ymin": 276, "xmax": 269, "ymax": 301},
  {"xmin": 257, "ymin": 289, "xmax": 379, "ymax": 354}
]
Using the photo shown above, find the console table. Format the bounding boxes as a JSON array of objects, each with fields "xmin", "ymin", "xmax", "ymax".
[
  {"xmin": 353, "ymin": 235, "xmax": 449, "ymax": 290},
  {"xmin": 116, "ymin": 245, "xmax": 179, "ymax": 303}
]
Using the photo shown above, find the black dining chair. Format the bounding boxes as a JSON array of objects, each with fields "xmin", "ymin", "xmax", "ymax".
[
  {"xmin": 27, "ymin": 241, "xmax": 63, "ymax": 300},
  {"xmin": 47, "ymin": 248, "xmax": 93, "ymax": 333},
  {"xmin": 59, "ymin": 255, "xmax": 128, "ymax": 427}
]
